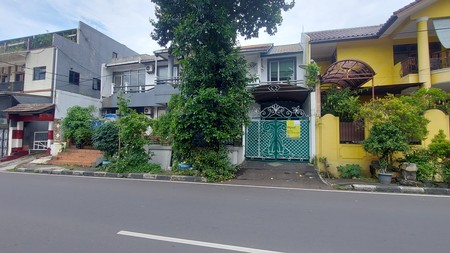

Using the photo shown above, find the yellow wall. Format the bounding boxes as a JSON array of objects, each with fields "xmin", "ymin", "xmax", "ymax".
[
  {"xmin": 316, "ymin": 114, "xmax": 372, "ymax": 177},
  {"xmin": 423, "ymin": 109, "xmax": 450, "ymax": 146},
  {"xmin": 431, "ymin": 69, "xmax": 450, "ymax": 86},
  {"xmin": 316, "ymin": 110, "xmax": 449, "ymax": 178},
  {"xmin": 337, "ymin": 38, "xmax": 395, "ymax": 87}
]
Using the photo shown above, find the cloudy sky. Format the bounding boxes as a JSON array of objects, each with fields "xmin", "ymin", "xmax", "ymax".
[{"xmin": 0, "ymin": 0, "xmax": 414, "ymax": 54}]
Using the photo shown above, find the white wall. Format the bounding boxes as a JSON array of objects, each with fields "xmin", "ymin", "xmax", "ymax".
[
  {"xmin": 23, "ymin": 47, "xmax": 54, "ymax": 96},
  {"xmin": 54, "ymin": 90, "xmax": 101, "ymax": 119}
]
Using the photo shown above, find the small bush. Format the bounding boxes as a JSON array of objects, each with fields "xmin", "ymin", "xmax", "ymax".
[
  {"xmin": 337, "ymin": 164, "xmax": 362, "ymax": 179},
  {"xmin": 191, "ymin": 148, "xmax": 237, "ymax": 182}
]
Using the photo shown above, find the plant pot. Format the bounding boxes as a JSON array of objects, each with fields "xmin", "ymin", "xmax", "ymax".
[
  {"xmin": 378, "ymin": 172, "xmax": 393, "ymax": 184},
  {"xmin": 178, "ymin": 163, "xmax": 191, "ymax": 170}
]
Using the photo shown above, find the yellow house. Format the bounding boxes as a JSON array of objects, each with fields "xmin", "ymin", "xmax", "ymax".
[{"xmin": 303, "ymin": 0, "xmax": 450, "ymax": 177}]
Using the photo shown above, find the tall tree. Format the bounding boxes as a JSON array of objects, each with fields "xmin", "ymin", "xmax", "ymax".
[{"xmin": 151, "ymin": 0, "xmax": 294, "ymax": 181}]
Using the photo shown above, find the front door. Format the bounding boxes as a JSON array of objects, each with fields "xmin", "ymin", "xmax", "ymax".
[{"xmin": 245, "ymin": 104, "xmax": 310, "ymax": 161}]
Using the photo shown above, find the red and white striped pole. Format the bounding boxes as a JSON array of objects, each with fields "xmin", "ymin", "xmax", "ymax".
[
  {"xmin": 47, "ymin": 121, "xmax": 54, "ymax": 154},
  {"xmin": 11, "ymin": 121, "xmax": 24, "ymax": 153}
]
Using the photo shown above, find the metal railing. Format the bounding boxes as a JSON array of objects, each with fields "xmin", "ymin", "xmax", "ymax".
[
  {"xmin": 431, "ymin": 49, "xmax": 450, "ymax": 70},
  {"xmin": 400, "ymin": 57, "xmax": 418, "ymax": 77},
  {"xmin": 0, "ymin": 81, "xmax": 24, "ymax": 92},
  {"xmin": 247, "ymin": 79, "xmax": 305, "ymax": 88}
]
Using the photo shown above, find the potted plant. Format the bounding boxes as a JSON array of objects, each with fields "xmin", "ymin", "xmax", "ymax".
[{"xmin": 363, "ymin": 123, "xmax": 409, "ymax": 184}]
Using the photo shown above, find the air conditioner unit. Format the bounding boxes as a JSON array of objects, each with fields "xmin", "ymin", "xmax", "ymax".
[
  {"xmin": 144, "ymin": 107, "xmax": 153, "ymax": 115},
  {"xmin": 145, "ymin": 64, "xmax": 155, "ymax": 74}
]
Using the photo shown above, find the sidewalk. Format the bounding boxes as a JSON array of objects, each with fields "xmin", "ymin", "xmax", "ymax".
[{"xmin": 326, "ymin": 178, "xmax": 450, "ymax": 196}]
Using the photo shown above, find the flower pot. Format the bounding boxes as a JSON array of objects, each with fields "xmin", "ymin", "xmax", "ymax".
[{"xmin": 378, "ymin": 172, "xmax": 393, "ymax": 184}]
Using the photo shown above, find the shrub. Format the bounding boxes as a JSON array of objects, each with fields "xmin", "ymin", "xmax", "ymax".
[
  {"xmin": 191, "ymin": 147, "xmax": 236, "ymax": 182},
  {"xmin": 405, "ymin": 149, "xmax": 438, "ymax": 181},
  {"xmin": 428, "ymin": 130, "xmax": 450, "ymax": 159},
  {"xmin": 337, "ymin": 164, "xmax": 362, "ymax": 179},
  {"xmin": 322, "ymin": 87, "xmax": 361, "ymax": 122},
  {"xmin": 92, "ymin": 121, "xmax": 119, "ymax": 157}
]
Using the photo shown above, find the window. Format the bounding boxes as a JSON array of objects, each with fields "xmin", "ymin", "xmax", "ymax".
[
  {"xmin": 92, "ymin": 78, "xmax": 101, "ymax": 90},
  {"xmin": 33, "ymin": 66, "xmax": 46, "ymax": 80},
  {"xmin": 1, "ymin": 75, "xmax": 7, "ymax": 83},
  {"xmin": 69, "ymin": 70, "xmax": 80, "ymax": 85},
  {"xmin": 113, "ymin": 69, "xmax": 147, "ymax": 92},
  {"xmin": 268, "ymin": 58, "xmax": 295, "ymax": 82}
]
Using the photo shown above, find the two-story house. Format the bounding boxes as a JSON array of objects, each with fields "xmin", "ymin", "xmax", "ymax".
[
  {"xmin": 0, "ymin": 21, "xmax": 137, "ymax": 160},
  {"xmin": 100, "ymin": 42, "xmax": 314, "ymax": 165},
  {"xmin": 303, "ymin": 0, "xmax": 450, "ymax": 176}
]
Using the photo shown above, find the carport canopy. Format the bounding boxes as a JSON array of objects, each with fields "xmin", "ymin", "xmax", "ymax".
[{"xmin": 321, "ymin": 59, "xmax": 375, "ymax": 89}]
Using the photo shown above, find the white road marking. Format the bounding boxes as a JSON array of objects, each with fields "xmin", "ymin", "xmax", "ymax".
[{"xmin": 117, "ymin": 230, "xmax": 285, "ymax": 253}]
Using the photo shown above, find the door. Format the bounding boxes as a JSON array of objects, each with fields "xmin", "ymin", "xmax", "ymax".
[{"xmin": 0, "ymin": 129, "xmax": 8, "ymax": 158}]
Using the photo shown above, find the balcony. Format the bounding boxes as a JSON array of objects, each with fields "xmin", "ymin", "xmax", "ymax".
[
  {"xmin": 400, "ymin": 49, "xmax": 450, "ymax": 77},
  {"xmin": 0, "ymin": 81, "xmax": 24, "ymax": 92}
]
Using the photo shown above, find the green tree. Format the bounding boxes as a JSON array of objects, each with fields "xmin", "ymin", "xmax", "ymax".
[
  {"xmin": 363, "ymin": 123, "xmax": 410, "ymax": 172},
  {"xmin": 359, "ymin": 94, "xmax": 429, "ymax": 141},
  {"xmin": 62, "ymin": 105, "xmax": 96, "ymax": 146},
  {"xmin": 111, "ymin": 94, "xmax": 158, "ymax": 173},
  {"xmin": 151, "ymin": 0, "xmax": 294, "ymax": 181}
]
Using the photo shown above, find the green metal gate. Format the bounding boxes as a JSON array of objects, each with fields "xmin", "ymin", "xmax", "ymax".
[{"xmin": 246, "ymin": 104, "xmax": 310, "ymax": 161}]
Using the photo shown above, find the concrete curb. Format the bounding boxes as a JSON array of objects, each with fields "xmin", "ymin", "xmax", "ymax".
[
  {"xmin": 352, "ymin": 184, "xmax": 450, "ymax": 195},
  {"xmin": 12, "ymin": 167, "xmax": 207, "ymax": 183}
]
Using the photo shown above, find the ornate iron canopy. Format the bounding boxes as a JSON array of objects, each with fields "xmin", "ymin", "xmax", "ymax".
[{"xmin": 321, "ymin": 59, "xmax": 375, "ymax": 89}]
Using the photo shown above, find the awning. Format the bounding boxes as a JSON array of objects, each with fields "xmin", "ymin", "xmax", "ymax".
[
  {"xmin": 321, "ymin": 59, "xmax": 375, "ymax": 89},
  {"xmin": 433, "ymin": 18, "xmax": 450, "ymax": 49},
  {"xmin": 3, "ymin": 103, "xmax": 55, "ymax": 114},
  {"xmin": 252, "ymin": 84, "xmax": 311, "ymax": 103}
]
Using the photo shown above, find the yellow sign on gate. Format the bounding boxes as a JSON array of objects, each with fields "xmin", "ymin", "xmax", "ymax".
[{"xmin": 286, "ymin": 120, "xmax": 301, "ymax": 139}]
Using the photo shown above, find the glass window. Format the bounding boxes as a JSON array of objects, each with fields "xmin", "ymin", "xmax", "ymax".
[
  {"xmin": 92, "ymin": 78, "xmax": 101, "ymax": 90},
  {"xmin": 69, "ymin": 70, "xmax": 80, "ymax": 85},
  {"xmin": 268, "ymin": 58, "xmax": 295, "ymax": 82},
  {"xmin": 33, "ymin": 66, "xmax": 46, "ymax": 80}
]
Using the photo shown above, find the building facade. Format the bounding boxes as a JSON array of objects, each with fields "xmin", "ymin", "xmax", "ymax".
[{"xmin": 0, "ymin": 22, "xmax": 137, "ymax": 160}]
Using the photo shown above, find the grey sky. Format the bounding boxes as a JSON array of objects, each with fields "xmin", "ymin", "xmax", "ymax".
[{"xmin": 0, "ymin": 0, "xmax": 413, "ymax": 54}]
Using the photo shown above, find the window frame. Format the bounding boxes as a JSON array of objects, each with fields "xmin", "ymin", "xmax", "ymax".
[
  {"xmin": 33, "ymin": 66, "xmax": 46, "ymax": 81},
  {"xmin": 267, "ymin": 57, "xmax": 297, "ymax": 82},
  {"xmin": 92, "ymin": 78, "xmax": 101, "ymax": 90},
  {"xmin": 69, "ymin": 70, "xmax": 80, "ymax": 85}
]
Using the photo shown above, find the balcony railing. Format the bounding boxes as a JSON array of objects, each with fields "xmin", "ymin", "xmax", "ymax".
[
  {"xmin": 0, "ymin": 29, "xmax": 77, "ymax": 54},
  {"xmin": 155, "ymin": 77, "xmax": 180, "ymax": 87},
  {"xmin": 247, "ymin": 79, "xmax": 305, "ymax": 88},
  {"xmin": 400, "ymin": 50, "xmax": 450, "ymax": 77},
  {"xmin": 431, "ymin": 49, "xmax": 450, "ymax": 70},
  {"xmin": 400, "ymin": 57, "xmax": 418, "ymax": 77},
  {"xmin": 0, "ymin": 81, "xmax": 24, "ymax": 92}
]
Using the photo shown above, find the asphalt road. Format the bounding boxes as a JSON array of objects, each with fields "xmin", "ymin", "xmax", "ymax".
[{"xmin": 0, "ymin": 172, "xmax": 449, "ymax": 253}]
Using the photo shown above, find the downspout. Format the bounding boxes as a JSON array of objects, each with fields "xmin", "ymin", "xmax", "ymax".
[{"xmin": 51, "ymin": 46, "xmax": 58, "ymax": 104}]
